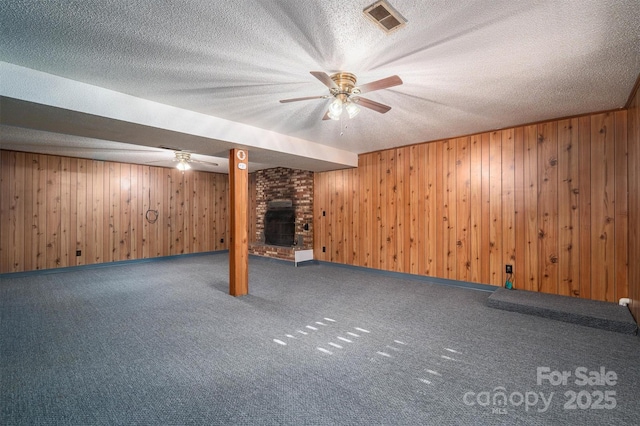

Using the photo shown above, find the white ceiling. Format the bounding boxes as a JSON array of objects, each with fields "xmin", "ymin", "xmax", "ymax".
[{"xmin": 1, "ymin": 0, "xmax": 638, "ymax": 172}]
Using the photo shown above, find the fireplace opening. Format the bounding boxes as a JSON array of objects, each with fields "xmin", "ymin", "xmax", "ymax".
[{"xmin": 264, "ymin": 200, "xmax": 295, "ymax": 247}]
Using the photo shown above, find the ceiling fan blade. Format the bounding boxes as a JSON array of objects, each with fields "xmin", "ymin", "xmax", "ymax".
[
  {"xmin": 190, "ymin": 159, "xmax": 219, "ymax": 166},
  {"xmin": 310, "ymin": 71, "xmax": 338, "ymax": 90},
  {"xmin": 279, "ymin": 95, "xmax": 329, "ymax": 103},
  {"xmin": 352, "ymin": 97, "xmax": 392, "ymax": 114},
  {"xmin": 356, "ymin": 75, "xmax": 403, "ymax": 94},
  {"xmin": 27, "ymin": 144, "xmax": 162, "ymax": 154}
]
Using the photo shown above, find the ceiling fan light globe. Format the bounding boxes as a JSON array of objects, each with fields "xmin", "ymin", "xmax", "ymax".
[
  {"xmin": 345, "ymin": 102, "xmax": 360, "ymax": 119},
  {"xmin": 176, "ymin": 160, "xmax": 191, "ymax": 171},
  {"xmin": 328, "ymin": 110, "xmax": 341, "ymax": 120},
  {"xmin": 328, "ymin": 98, "xmax": 343, "ymax": 116}
]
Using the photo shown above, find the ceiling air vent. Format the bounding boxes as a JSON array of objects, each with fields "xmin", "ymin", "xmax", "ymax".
[{"xmin": 363, "ymin": 0, "xmax": 407, "ymax": 34}]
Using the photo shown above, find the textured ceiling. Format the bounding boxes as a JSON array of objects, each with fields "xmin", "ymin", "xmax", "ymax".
[{"xmin": 1, "ymin": 0, "xmax": 639, "ymax": 172}]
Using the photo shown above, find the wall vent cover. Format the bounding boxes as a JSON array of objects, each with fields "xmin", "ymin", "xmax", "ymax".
[{"xmin": 363, "ymin": 0, "xmax": 407, "ymax": 34}]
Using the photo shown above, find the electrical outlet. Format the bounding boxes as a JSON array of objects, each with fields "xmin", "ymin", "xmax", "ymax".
[
  {"xmin": 322, "ymin": 246, "xmax": 326, "ymax": 253},
  {"xmin": 76, "ymin": 250, "xmax": 81, "ymax": 257},
  {"xmin": 220, "ymin": 238, "xmax": 224, "ymax": 244},
  {"xmin": 505, "ymin": 264, "xmax": 513, "ymax": 274}
]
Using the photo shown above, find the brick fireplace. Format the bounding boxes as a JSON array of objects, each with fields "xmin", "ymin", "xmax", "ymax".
[{"xmin": 249, "ymin": 167, "xmax": 313, "ymax": 261}]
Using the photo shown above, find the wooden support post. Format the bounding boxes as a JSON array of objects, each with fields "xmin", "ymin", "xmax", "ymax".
[{"xmin": 229, "ymin": 148, "xmax": 249, "ymax": 296}]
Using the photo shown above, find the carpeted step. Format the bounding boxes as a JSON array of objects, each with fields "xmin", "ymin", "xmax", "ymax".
[{"xmin": 487, "ymin": 288, "xmax": 638, "ymax": 334}]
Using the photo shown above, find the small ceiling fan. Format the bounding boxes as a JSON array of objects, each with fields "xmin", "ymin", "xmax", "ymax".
[
  {"xmin": 147, "ymin": 148, "xmax": 219, "ymax": 171},
  {"xmin": 279, "ymin": 71, "xmax": 402, "ymax": 120}
]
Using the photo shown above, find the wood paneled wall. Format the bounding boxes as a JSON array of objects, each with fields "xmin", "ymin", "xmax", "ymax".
[
  {"xmin": 314, "ymin": 111, "xmax": 629, "ymax": 303},
  {"xmin": 0, "ymin": 151, "xmax": 229, "ymax": 273},
  {"xmin": 628, "ymin": 85, "xmax": 640, "ymax": 323}
]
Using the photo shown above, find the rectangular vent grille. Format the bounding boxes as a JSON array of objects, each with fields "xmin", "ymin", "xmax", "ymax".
[{"xmin": 363, "ymin": 0, "xmax": 407, "ymax": 34}]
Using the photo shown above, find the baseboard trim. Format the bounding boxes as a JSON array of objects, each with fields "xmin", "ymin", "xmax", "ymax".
[
  {"xmin": 0, "ymin": 250, "xmax": 230, "ymax": 279},
  {"xmin": 316, "ymin": 260, "xmax": 497, "ymax": 293}
]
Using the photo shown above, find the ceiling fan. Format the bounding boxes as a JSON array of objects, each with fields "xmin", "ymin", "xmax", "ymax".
[
  {"xmin": 279, "ymin": 71, "xmax": 402, "ymax": 120},
  {"xmin": 147, "ymin": 149, "xmax": 219, "ymax": 171}
]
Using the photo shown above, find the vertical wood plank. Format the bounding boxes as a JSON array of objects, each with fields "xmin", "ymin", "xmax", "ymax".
[
  {"xmin": 46, "ymin": 155, "xmax": 61, "ymax": 269},
  {"xmin": 68, "ymin": 158, "xmax": 77, "ymax": 267},
  {"xmin": 443, "ymin": 140, "xmax": 457, "ymax": 279},
  {"xmin": 168, "ymin": 169, "xmax": 176, "ymax": 255},
  {"xmin": 0, "ymin": 152, "xmax": 9, "ymax": 271},
  {"xmin": 119, "ymin": 163, "xmax": 131, "ymax": 260},
  {"xmin": 0, "ymin": 151, "xmax": 9, "ymax": 272},
  {"xmin": 381, "ymin": 150, "xmax": 393, "ymax": 270},
  {"xmin": 342, "ymin": 170, "xmax": 350, "ymax": 264},
  {"xmin": 435, "ymin": 141, "xmax": 445, "ymax": 277},
  {"xmin": 36, "ymin": 155, "xmax": 47, "ymax": 270},
  {"xmin": 591, "ymin": 113, "xmax": 616, "ymax": 302},
  {"xmin": 523, "ymin": 126, "xmax": 539, "ymax": 292},
  {"xmin": 578, "ymin": 117, "xmax": 593, "ymax": 299},
  {"xmin": 10, "ymin": 152, "xmax": 25, "ymax": 272},
  {"xmin": 426, "ymin": 142, "xmax": 438, "ymax": 276},
  {"xmin": 538, "ymin": 122, "xmax": 559, "ymax": 294},
  {"xmin": 334, "ymin": 169, "xmax": 344, "ymax": 262},
  {"xmin": 395, "ymin": 148, "xmax": 406, "ymax": 271},
  {"xmin": 193, "ymin": 171, "xmax": 201, "ymax": 250},
  {"xmin": 408, "ymin": 145, "xmax": 419, "ymax": 274},
  {"xmin": 480, "ymin": 133, "xmax": 491, "ymax": 284},
  {"xmin": 416, "ymin": 144, "xmax": 427, "ymax": 275},
  {"xmin": 175, "ymin": 169, "xmax": 185, "ymax": 254},
  {"xmin": 184, "ymin": 169, "xmax": 191, "ymax": 254},
  {"xmin": 489, "ymin": 131, "xmax": 503, "ymax": 286},
  {"xmin": 344, "ymin": 169, "xmax": 352, "ymax": 263},
  {"xmin": 203, "ymin": 172, "xmax": 213, "ymax": 252},
  {"xmin": 213, "ymin": 173, "xmax": 222, "ymax": 251},
  {"xmin": 132, "ymin": 165, "xmax": 143, "ymax": 259},
  {"xmin": 92, "ymin": 161, "xmax": 104, "ymax": 264},
  {"xmin": 76, "ymin": 159, "xmax": 87, "ymax": 266},
  {"xmin": 84, "ymin": 159, "xmax": 94, "ymax": 265},
  {"xmin": 221, "ymin": 174, "xmax": 229, "ymax": 250},
  {"xmin": 358, "ymin": 154, "xmax": 371, "ymax": 267},
  {"xmin": 148, "ymin": 167, "xmax": 158, "ymax": 257},
  {"xmin": 59, "ymin": 157, "xmax": 71, "ymax": 268},
  {"xmin": 614, "ymin": 110, "xmax": 628, "ymax": 300},
  {"xmin": 513, "ymin": 127, "xmax": 525, "ymax": 289},
  {"xmin": 109, "ymin": 162, "xmax": 120, "ymax": 262},
  {"xmin": 313, "ymin": 172, "xmax": 323, "ymax": 260},
  {"xmin": 202, "ymin": 171, "xmax": 210, "ymax": 250},
  {"xmin": 23, "ymin": 153, "xmax": 35, "ymax": 272},
  {"xmin": 372, "ymin": 152, "xmax": 382, "ymax": 270},
  {"xmin": 326, "ymin": 170, "xmax": 335, "ymax": 261},
  {"xmin": 502, "ymin": 129, "xmax": 516, "ymax": 285},
  {"xmin": 557, "ymin": 118, "xmax": 581, "ymax": 296},
  {"xmin": 102, "ymin": 162, "xmax": 111, "ymax": 262},
  {"xmin": 351, "ymin": 168, "xmax": 359, "ymax": 265},
  {"xmin": 163, "ymin": 168, "xmax": 171, "ymax": 256},
  {"xmin": 469, "ymin": 135, "xmax": 483, "ymax": 283},
  {"xmin": 456, "ymin": 137, "xmax": 471, "ymax": 281}
]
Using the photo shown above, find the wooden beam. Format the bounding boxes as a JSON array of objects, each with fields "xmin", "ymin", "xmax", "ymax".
[{"xmin": 229, "ymin": 148, "xmax": 249, "ymax": 296}]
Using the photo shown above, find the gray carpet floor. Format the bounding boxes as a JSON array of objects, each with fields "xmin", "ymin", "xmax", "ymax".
[{"xmin": 1, "ymin": 253, "xmax": 639, "ymax": 425}]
